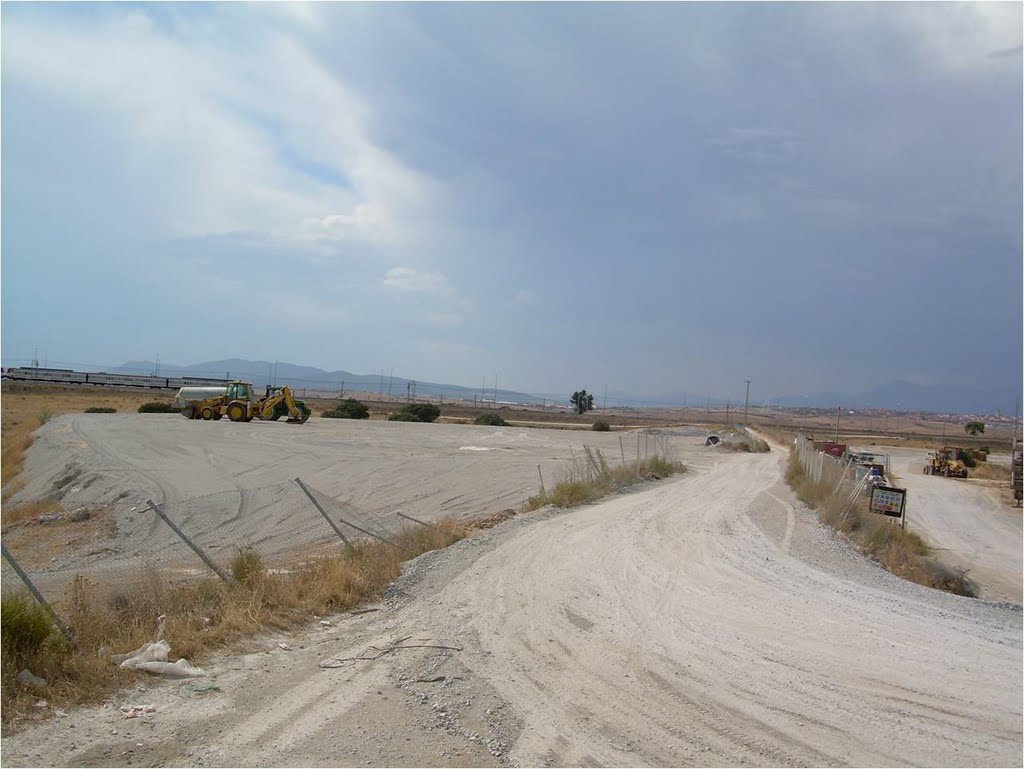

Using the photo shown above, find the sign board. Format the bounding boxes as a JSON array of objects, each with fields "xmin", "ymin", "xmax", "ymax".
[{"xmin": 870, "ymin": 485, "xmax": 906, "ymax": 518}]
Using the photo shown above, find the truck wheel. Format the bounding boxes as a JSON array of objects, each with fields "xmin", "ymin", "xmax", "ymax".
[
  {"xmin": 227, "ymin": 402, "xmax": 247, "ymax": 422},
  {"xmin": 213, "ymin": 413, "xmax": 223, "ymax": 421},
  {"xmin": 200, "ymin": 406, "xmax": 215, "ymax": 421}
]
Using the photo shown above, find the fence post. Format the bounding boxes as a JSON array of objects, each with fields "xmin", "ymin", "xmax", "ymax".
[
  {"xmin": 537, "ymin": 465, "xmax": 547, "ymax": 497},
  {"xmin": 1, "ymin": 543, "xmax": 75, "ymax": 645},
  {"xmin": 295, "ymin": 478, "xmax": 352, "ymax": 549},
  {"xmin": 619, "ymin": 436, "xmax": 626, "ymax": 465},
  {"xmin": 148, "ymin": 500, "xmax": 234, "ymax": 583}
]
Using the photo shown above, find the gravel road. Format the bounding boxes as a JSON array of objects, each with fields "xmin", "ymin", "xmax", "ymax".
[{"xmin": 4, "ymin": 445, "xmax": 1020, "ymax": 767}]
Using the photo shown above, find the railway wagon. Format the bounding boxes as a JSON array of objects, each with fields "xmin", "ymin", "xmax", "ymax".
[{"xmin": 2, "ymin": 367, "xmax": 227, "ymax": 389}]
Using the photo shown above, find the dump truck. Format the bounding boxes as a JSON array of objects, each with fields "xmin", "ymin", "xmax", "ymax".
[
  {"xmin": 174, "ymin": 381, "xmax": 310, "ymax": 423},
  {"xmin": 923, "ymin": 447, "xmax": 968, "ymax": 478}
]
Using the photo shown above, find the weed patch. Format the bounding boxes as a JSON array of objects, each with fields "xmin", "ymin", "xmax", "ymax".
[
  {"xmin": 524, "ymin": 445, "xmax": 685, "ymax": 512},
  {"xmin": 1, "ymin": 517, "xmax": 471, "ymax": 728},
  {"xmin": 137, "ymin": 402, "xmax": 177, "ymax": 413}
]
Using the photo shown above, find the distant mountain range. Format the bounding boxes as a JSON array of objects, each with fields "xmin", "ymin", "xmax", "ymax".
[{"xmin": 113, "ymin": 360, "xmax": 1018, "ymax": 415}]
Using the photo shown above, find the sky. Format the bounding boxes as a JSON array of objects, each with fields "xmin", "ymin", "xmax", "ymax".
[{"xmin": 2, "ymin": 2, "xmax": 1022, "ymax": 406}]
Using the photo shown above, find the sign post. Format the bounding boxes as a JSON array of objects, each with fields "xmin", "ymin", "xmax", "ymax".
[{"xmin": 869, "ymin": 485, "xmax": 908, "ymax": 529}]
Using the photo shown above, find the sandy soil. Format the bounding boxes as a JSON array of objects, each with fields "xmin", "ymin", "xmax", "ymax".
[
  {"xmin": 3, "ymin": 444, "xmax": 1020, "ymax": 767},
  {"xmin": 859, "ymin": 446, "xmax": 1023, "ymax": 603}
]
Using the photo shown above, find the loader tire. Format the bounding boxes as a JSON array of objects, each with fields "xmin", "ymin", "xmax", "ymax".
[
  {"xmin": 200, "ymin": 406, "xmax": 215, "ymax": 421},
  {"xmin": 227, "ymin": 402, "xmax": 247, "ymax": 422}
]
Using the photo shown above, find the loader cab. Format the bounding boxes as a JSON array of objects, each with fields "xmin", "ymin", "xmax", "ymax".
[{"xmin": 226, "ymin": 381, "xmax": 255, "ymax": 402}]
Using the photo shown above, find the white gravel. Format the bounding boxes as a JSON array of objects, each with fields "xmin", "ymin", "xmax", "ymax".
[{"xmin": 3, "ymin": 439, "xmax": 1020, "ymax": 767}]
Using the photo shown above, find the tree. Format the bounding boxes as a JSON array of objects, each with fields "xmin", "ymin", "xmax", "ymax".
[
  {"xmin": 964, "ymin": 421, "xmax": 985, "ymax": 436},
  {"xmin": 571, "ymin": 390, "xmax": 594, "ymax": 415}
]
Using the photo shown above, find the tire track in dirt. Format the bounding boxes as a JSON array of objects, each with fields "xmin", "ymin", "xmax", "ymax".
[{"xmin": 393, "ymin": 451, "xmax": 1023, "ymax": 766}]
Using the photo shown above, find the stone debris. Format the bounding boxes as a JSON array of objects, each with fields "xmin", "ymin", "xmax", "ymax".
[{"xmin": 17, "ymin": 669, "xmax": 47, "ymax": 689}]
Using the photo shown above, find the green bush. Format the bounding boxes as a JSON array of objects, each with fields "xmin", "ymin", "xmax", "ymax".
[
  {"xmin": 592, "ymin": 420, "xmax": 611, "ymax": 432},
  {"xmin": 321, "ymin": 398, "xmax": 369, "ymax": 419},
  {"xmin": 1, "ymin": 592, "xmax": 55, "ymax": 660},
  {"xmin": 405, "ymin": 403, "xmax": 441, "ymax": 423},
  {"xmin": 138, "ymin": 402, "xmax": 177, "ymax": 413},
  {"xmin": 388, "ymin": 403, "xmax": 441, "ymax": 423},
  {"xmin": 474, "ymin": 412, "xmax": 508, "ymax": 426},
  {"xmin": 85, "ymin": 407, "xmax": 117, "ymax": 414},
  {"xmin": 387, "ymin": 410, "xmax": 421, "ymax": 422}
]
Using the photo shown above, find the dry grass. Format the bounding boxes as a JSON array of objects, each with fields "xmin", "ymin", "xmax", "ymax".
[
  {"xmin": 785, "ymin": 451, "xmax": 976, "ymax": 598},
  {"xmin": 968, "ymin": 462, "xmax": 1011, "ymax": 482},
  {"xmin": 2, "ymin": 517, "xmax": 470, "ymax": 730},
  {"xmin": 523, "ymin": 446, "xmax": 685, "ymax": 512},
  {"xmin": 720, "ymin": 437, "xmax": 771, "ymax": 453}
]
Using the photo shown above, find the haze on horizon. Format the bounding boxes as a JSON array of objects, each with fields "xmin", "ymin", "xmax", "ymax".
[{"xmin": 2, "ymin": 3, "xmax": 1021, "ymax": 408}]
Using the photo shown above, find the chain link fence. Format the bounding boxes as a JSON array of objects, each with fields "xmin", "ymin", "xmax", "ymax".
[
  {"xmin": 792, "ymin": 432, "xmax": 879, "ymax": 513},
  {"xmin": 1, "ymin": 479, "xmax": 403, "ymax": 623}
]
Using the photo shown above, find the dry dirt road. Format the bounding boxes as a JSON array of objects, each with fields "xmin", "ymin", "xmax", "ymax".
[
  {"xmin": 866, "ymin": 446, "xmax": 1022, "ymax": 603},
  {"xmin": 4, "ymin": 446, "xmax": 1021, "ymax": 767}
]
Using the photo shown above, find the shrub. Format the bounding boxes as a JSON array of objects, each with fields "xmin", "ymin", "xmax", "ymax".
[
  {"xmin": 721, "ymin": 437, "xmax": 770, "ymax": 453},
  {"xmin": 474, "ymin": 412, "xmax": 507, "ymax": 426},
  {"xmin": 321, "ymin": 398, "xmax": 369, "ymax": 419},
  {"xmin": 592, "ymin": 420, "xmax": 611, "ymax": 432},
  {"xmin": 388, "ymin": 410, "xmax": 421, "ymax": 422},
  {"xmin": 388, "ymin": 403, "xmax": 441, "ymax": 423},
  {"xmin": 231, "ymin": 548, "xmax": 265, "ymax": 587},
  {"xmin": 405, "ymin": 403, "xmax": 441, "ymax": 423},
  {"xmin": 85, "ymin": 407, "xmax": 117, "ymax": 414},
  {"xmin": 1, "ymin": 592, "xmax": 55, "ymax": 660},
  {"xmin": 138, "ymin": 402, "xmax": 177, "ymax": 413}
]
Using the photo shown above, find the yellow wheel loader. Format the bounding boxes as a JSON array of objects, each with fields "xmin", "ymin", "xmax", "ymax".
[{"xmin": 923, "ymin": 447, "xmax": 968, "ymax": 478}]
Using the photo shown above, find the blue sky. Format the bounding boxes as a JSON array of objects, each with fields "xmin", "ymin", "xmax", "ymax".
[{"xmin": 2, "ymin": 2, "xmax": 1021, "ymax": 406}]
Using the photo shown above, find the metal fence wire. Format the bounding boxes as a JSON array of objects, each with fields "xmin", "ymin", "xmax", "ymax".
[
  {"xmin": 0, "ymin": 479, "xmax": 400, "ymax": 614},
  {"xmin": 792, "ymin": 433, "xmax": 877, "ymax": 511}
]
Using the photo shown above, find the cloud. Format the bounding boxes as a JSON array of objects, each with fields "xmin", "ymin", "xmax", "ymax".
[
  {"xmin": 425, "ymin": 312, "xmax": 461, "ymax": 326},
  {"xmin": 987, "ymin": 45, "xmax": 1023, "ymax": 59},
  {"xmin": 0, "ymin": 6, "xmax": 438, "ymax": 251},
  {"xmin": 383, "ymin": 267, "xmax": 447, "ymax": 293},
  {"xmin": 708, "ymin": 128, "xmax": 804, "ymax": 163}
]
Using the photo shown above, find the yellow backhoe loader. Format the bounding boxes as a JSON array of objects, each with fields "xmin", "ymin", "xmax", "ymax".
[{"xmin": 175, "ymin": 381, "xmax": 310, "ymax": 423}]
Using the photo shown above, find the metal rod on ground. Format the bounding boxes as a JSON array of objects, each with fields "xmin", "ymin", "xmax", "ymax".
[
  {"xmin": 335, "ymin": 515, "xmax": 413, "ymax": 554},
  {"xmin": 1, "ymin": 543, "xmax": 76, "ymax": 645},
  {"xmin": 619, "ymin": 436, "xmax": 625, "ymax": 465},
  {"xmin": 295, "ymin": 478, "xmax": 353, "ymax": 549},
  {"xmin": 397, "ymin": 511, "xmax": 442, "ymax": 529},
  {"xmin": 537, "ymin": 465, "xmax": 547, "ymax": 497},
  {"xmin": 148, "ymin": 501, "xmax": 234, "ymax": 583}
]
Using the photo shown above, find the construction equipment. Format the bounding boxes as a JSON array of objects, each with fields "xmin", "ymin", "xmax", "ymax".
[
  {"xmin": 923, "ymin": 447, "xmax": 968, "ymax": 478},
  {"xmin": 174, "ymin": 381, "xmax": 310, "ymax": 423},
  {"xmin": 1012, "ymin": 439, "xmax": 1022, "ymax": 507}
]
